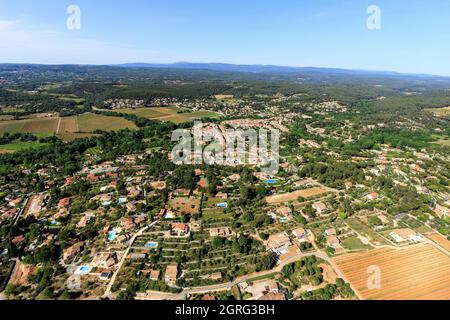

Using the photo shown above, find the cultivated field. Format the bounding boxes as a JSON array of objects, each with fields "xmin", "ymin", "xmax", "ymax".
[
  {"xmin": 58, "ymin": 117, "xmax": 78, "ymax": 133},
  {"xmin": 266, "ymin": 187, "xmax": 328, "ymax": 204},
  {"xmin": 0, "ymin": 141, "xmax": 47, "ymax": 154},
  {"xmin": 427, "ymin": 233, "xmax": 450, "ymax": 252},
  {"xmin": 0, "ymin": 113, "xmax": 136, "ymax": 146},
  {"xmin": 334, "ymin": 244, "xmax": 450, "ymax": 300},
  {"xmin": 170, "ymin": 197, "xmax": 201, "ymax": 215},
  {"xmin": 76, "ymin": 113, "xmax": 136, "ymax": 132},
  {"xmin": 0, "ymin": 117, "xmax": 59, "ymax": 135},
  {"xmin": 115, "ymin": 107, "xmax": 221, "ymax": 124}
]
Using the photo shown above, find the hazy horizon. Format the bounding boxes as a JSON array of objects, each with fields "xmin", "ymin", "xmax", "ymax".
[{"xmin": 1, "ymin": 0, "xmax": 450, "ymax": 76}]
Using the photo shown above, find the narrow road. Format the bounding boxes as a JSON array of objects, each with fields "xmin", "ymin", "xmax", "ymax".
[
  {"xmin": 56, "ymin": 117, "xmax": 62, "ymax": 134},
  {"xmin": 103, "ymin": 219, "xmax": 159, "ymax": 298},
  {"xmin": 136, "ymin": 249, "xmax": 363, "ymax": 301}
]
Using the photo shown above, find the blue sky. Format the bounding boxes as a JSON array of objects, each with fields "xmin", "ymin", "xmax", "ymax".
[{"xmin": 1, "ymin": 0, "xmax": 450, "ymax": 75}]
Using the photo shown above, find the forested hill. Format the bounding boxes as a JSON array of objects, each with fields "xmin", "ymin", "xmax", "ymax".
[{"xmin": 2, "ymin": 63, "xmax": 450, "ymax": 90}]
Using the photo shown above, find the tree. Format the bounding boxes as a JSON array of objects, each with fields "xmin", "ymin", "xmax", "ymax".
[
  {"xmin": 368, "ymin": 216, "xmax": 382, "ymax": 226},
  {"xmin": 4, "ymin": 284, "xmax": 17, "ymax": 297},
  {"xmin": 259, "ymin": 232, "xmax": 269, "ymax": 241},
  {"xmin": 326, "ymin": 246, "xmax": 336, "ymax": 256}
]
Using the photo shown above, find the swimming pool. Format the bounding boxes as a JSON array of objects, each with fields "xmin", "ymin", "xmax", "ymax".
[
  {"xmin": 75, "ymin": 265, "xmax": 92, "ymax": 275},
  {"xmin": 266, "ymin": 179, "xmax": 277, "ymax": 184},
  {"xmin": 217, "ymin": 203, "xmax": 228, "ymax": 208},
  {"xmin": 145, "ymin": 242, "xmax": 158, "ymax": 249},
  {"xmin": 108, "ymin": 231, "xmax": 118, "ymax": 241}
]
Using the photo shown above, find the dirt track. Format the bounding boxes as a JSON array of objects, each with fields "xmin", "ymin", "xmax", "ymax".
[{"xmin": 266, "ymin": 187, "xmax": 328, "ymax": 204}]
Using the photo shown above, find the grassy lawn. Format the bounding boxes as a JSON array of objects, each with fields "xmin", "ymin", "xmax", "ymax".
[
  {"xmin": 0, "ymin": 121, "xmax": 25, "ymax": 134},
  {"xmin": 0, "ymin": 141, "xmax": 48, "ymax": 153},
  {"xmin": 341, "ymin": 236, "xmax": 371, "ymax": 250},
  {"xmin": 1, "ymin": 106, "xmax": 25, "ymax": 113},
  {"xmin": 346, "ymin": 218, "xmax": 390, "ymax": 246},
  {"xmin": 187, "ymin": 111, "xmax": 222, "ymax": 119},
  {"xmin": 48, "ymin": 93, "xmax": 86, "ymax": 103},
  {"xmin": 202, "ymin": 209, "xmax": 231, "ymax": 220}
]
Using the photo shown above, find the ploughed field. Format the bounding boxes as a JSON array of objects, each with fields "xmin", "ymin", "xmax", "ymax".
[
  {"xmin": 333, "ymin": 244, "xmax": 450, "ymax": 300},
  {"xmin": 0, "ymin": 117, "xmax": 59, "ymax": 135},
  {"xmin": 0, "ymin": 113, "xmax": 136, "ymax": 143}
]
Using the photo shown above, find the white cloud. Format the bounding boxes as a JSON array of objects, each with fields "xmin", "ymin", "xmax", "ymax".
[{"xmin": 0, "ymin": 20, "xmax": 171, "ymax": 64}]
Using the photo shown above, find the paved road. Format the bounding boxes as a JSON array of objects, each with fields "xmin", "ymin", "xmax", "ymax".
[
  {"xmin": 103, "ymin": 220, "xmax": 159, "ymax": 298},
  {"xmin": 136, "ymin": 249, "xmax": 363, "ymax": 301}
]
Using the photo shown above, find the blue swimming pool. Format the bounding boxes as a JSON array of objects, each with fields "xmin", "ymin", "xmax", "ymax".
[
  {"xmin": 76, "ymin": 266, "xmax": 92, "ymax": 275},
  {"xmin": 217, "ymin": 203, "xmax": 228, "ymax": 208},
  {"xmin": 108, "ymin": 231, "xmax": 118, "ymax": 241},
  {"xmin": 145, "ymin": 242, "xmax": 158, "ymax": 249},
  {"xmin": 266, "ymin": 179, "xmax": 277, "ymax": 184}
]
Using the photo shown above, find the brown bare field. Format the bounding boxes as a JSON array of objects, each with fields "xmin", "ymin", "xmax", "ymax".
[
  {"xmin": 9, "ymin": 261, "xmax": 34, "ymax": 286},
  {"xmin": 0, "ymin": 149, "xmax": 14, "ymax": 154},
  {"xmin": 214, "ymin": 94, "xmax": 234, "ymax": 100},
  {"xmin": 427, "ymin": 233, "xmax": 450, "ymax": 252},
  {"xmin": 170, "ymin": 197, "xmax": 201, "ymax": 214},
  {"xmin": 58, "ymin": 117, "xmax": 78, "ymax": 134},
  {"xmin": 22, "ymin": 117, "xmax": 59, "ymax": 133},
  {"xmin": 23, "ymin": 194, "xmax": 45, "ymax": 218},
  {"xmin": 266, "ymin": 187, "xmax": 328, "ymax": 204},
  {"xmin": 334, "ymin": 244, "xmax": 450, "ymax": 300}
]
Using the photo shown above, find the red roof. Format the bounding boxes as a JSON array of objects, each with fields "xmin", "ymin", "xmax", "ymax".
[
  {"xmin": 58, "ymin": 198, "xmax": 71, "ymax": 207},
  {"xmin": 172, "ymin": 223, "xmax": 189, "ymax": 233}
]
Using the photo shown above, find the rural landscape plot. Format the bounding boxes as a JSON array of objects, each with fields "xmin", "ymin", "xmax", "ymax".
[
  {"xmin": 115, "ymin": 107, "xmax": 221, "ymax": 123},
  {"xmin": 334, "ymin": 245, "xmax": 450, "ymax": 300}
]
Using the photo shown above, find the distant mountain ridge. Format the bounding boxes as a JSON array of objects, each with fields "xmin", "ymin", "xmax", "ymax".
[{"xmin": 115, "ymin": 62, "xmax": 446, "ymax": 79}]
